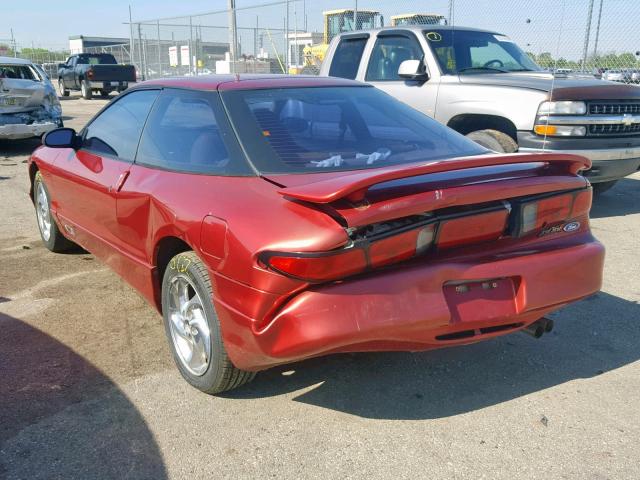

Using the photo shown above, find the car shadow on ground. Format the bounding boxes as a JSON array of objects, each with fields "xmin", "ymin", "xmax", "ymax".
[
  {"xmin": 225, "ymin": 291, "xmax": 640, "ymax": 420},
  {"xmin": 0, "ymin": 138, "xmax": 41, "ymax": 157},
  {"xmin": 591, "ymin": 176, "xmax": 640, "ymax": 218},
  {"xmin": 0, "ymin": 313, "xmax": 167, "ymax": 480}
]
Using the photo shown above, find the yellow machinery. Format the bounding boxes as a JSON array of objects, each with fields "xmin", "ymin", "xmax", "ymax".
[
  {"xmin": 296, "ymin": 9, "xmax": 382, "ymax": 74},
  {"xmin": 390, "ymin": 13, "xmax": 447, "ymax": 26}
]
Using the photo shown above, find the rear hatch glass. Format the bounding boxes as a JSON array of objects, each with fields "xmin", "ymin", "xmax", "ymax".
[{"xmin": 220, "ymin": 86, "xmax": 486, "ymax": 174}]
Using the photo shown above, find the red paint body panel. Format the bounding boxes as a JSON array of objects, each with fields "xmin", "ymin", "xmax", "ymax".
[
  {"xmin": 276, "ymin": 153, "xmax": 590, "ymax": 204},
  {"xmin": 29, "ymin": 76, "xmax": 605, "ymax": 372}
]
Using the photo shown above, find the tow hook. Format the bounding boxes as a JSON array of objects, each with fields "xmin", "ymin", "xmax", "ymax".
[{"xmin": 522, "ymin": 317, "xmax": 554, "ymax": 338}]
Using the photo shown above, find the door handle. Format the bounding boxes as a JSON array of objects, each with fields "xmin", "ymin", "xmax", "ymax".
[{"xmin": 109, "ymin": 171, "xmax": 130, "ymax": 193}]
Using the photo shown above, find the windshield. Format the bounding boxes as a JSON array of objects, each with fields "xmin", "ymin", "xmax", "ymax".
[
  {"xmin": 221, "ymin": 86, "xmax": 486, "ymax": 174},
  {"xmin": 77, "ymin": 55, "xmax": 117, "ymax": 65},
  {"xmin": 424, "ymin": 29, "xmax": 541, "ymax": 74}
]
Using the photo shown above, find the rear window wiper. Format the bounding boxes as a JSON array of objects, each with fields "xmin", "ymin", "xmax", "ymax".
[{"xmin": 457, "ymin": 66, "xmax": 509, "ymax": 74}]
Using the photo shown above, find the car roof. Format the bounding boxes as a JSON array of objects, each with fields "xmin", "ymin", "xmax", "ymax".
[
  {"xmin": 137, "ymin": 74, "xmax": 365, "ymax": 91},
  {"xmin": 352, "ymin": 25, "xmax": 502, "ymax": 36},
  {"xmin": 0, "ymin": 56, "xmax": 33, "ymax": 65}
]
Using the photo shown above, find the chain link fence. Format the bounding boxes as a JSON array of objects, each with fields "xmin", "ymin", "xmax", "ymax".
[
  {"xmin": 2, "ymin": 0, "xmax": 637, "ymax": 84},
  {"xmin": 118, "ymin": 0, "xmax": 637, "ymax": 84}
]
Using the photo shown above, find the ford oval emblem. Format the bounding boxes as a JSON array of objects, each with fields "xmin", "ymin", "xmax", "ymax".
[{"xmin": 563, "ymin": 221, "xmax": 581, "ymax": 232}]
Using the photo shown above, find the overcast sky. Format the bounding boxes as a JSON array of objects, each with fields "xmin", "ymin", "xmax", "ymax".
[{"xmin": 1, "ymin": 0, "xmax": 638, "ymax": 59}]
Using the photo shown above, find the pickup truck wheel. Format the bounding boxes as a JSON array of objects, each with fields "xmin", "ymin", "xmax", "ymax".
[
  {"xmin": 80, "ymin": 80, "xmax": 93, "ymax": 100},
  {"xmin": 161, "ymin": 251, "xmax": 256, "ymax": 394},
  {"xmin": 34, "ymin": 172, "xmax": 78, "ymax": 253},
  {"xmin": 57, "ymin": 79, "xmax": 69, "ymax": 97},
  {"xmin": 466, "ymin": 129, "xmax": 518, "ymax": 153},
  {"xmin": 592, "ymin": 180, "xmax": 617, "ymax": 195}
]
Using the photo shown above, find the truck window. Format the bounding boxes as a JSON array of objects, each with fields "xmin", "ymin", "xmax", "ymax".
[
  {"xmin": 365, "ymin": 35, "xmax": 423, "ymax": 81},
  {"xmin": 77, "ymin": 55, "xmax": 117, "ymax": 65},
  {"xmin": 424, "ymin": 29, "xmax": 540, "ymax": 74},
  {"xmin": 328, "ymin": 37, "xmax": 367, "ymax": 80}
]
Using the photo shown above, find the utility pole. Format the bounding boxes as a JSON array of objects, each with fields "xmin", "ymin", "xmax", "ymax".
[
  {"xmin": 157, "ymin": 20, "xmax": 161, "ymax": 79},
  {"xmin": 592, "ymin": 0, "xmax": 604, "ymax": 58},
  {"xmin": 448, "ymin": 0, "xmax": 454, "ymax": 25},
  {"xmin": 129, "ymin": 5, "xmax": 134, "ymax": 67},
  {"xmin": 581, "ymin": 0, "xmax": 595, "ymax": 71},
  {"xmin": 10, "ymin": 28, "xmax": 16, "ymax": 57},
  {"xmin": 285, "ymin": 0, "xmax": 290, "ymax": 72},
  {"xmin": 228, "ymin": 0, "xmax": 238, "ymax": 73},
  {"xmin": 354, "ymin": 0, "xmax": 358, "ymax": 30}
]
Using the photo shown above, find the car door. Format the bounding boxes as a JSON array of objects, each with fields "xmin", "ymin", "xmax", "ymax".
[
  {"xmin": 62, "ymin": 57, "xmax": 75, "ymax": 88},
  {"xmin": 116, "ymin": 87, "xmax": 250, "ymax": 269},
  {"xmin": 362, "ymin": 31, "xmax": 439, "ymax": 118},
  {"xmin": 49, "ymin": 89, "xmax": 159, "ymax": 261}
]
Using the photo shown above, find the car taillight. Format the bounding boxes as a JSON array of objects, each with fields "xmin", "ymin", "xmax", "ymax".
[
  {"xmin": 369, "ymin": 225, "xmax": 435, "ymax": 267},
  {"xmin": 437, "ymin": 209, "xmax": 509, "ymax": 249},
  {"xmin": 514, "ymin": 187, "xmax": 592, "ymax": 236},
  {"xmin": 87, "ymin": 69, "xmax": 94, "ymax": 79},
  {"xmin": 261, "ymin": 224, "xmax": 435, "ymax": 282},
  {"xmin": 262, "ymin": 188, "xmax": 591, "ymax": 283},
  {"xmin": 266, "ymin": 248, "xmax": 367, "ymax": 282},
  {"xmin": 571, "ymin": 188, "xmax": 592, "ymax": 217}
]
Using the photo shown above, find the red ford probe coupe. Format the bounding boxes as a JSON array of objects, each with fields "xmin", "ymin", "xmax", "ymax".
[{"xmin": 29, "ymin": 75, "xmax": 604, "ymax": 394}]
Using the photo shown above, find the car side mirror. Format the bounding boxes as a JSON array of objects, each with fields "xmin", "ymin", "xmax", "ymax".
[
  {"xmin": 398, "ymin": 59, "xmax": 429, "ymax": 82},
  {"xmin": 43, "ymin": 128, "xmax": 79, "ymax": 149}
]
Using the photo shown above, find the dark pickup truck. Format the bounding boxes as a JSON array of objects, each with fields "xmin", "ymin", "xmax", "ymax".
[{"xmin": 57, "ymin": 53, "xmax": 135, "ymax": 99}]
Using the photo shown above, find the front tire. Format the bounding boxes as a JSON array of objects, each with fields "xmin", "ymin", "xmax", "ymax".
[
  {"xmin": 466, "ymin": 129, "xmax": 518, "ymax": 153},
  {"xmin": 161, "ymin": 251, "xmax": 255, "ymax": 394},
  {"xmin": 80, "ymin": 79, "xmax": 92, "ymax": 100},
  {"xmin": 34, "ymin": 171, "xmax": 77, "ymax": 253}
]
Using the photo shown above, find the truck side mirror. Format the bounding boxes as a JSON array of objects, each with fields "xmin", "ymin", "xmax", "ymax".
[{"xmin": 398, "ymin": 59, "xmax": 429, "ymax": 82}]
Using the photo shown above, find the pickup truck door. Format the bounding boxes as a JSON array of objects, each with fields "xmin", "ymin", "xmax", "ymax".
[
  {"xmin": 62, "ymin": 57, "xmax": 76, "ymax": 88},
  {"xmin": 47, "ymin": 89, "xmax": 159, "ymax": 263},
  {"xmin": 359, "ymin": 31, "xmax": 439, "ymax": 119}
]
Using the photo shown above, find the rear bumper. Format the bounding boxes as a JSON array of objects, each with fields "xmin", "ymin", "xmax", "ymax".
[
  {"xmin": 216, "ymin": 235, "xmax": 605, "ymax": 371},
  {"xmin": 0, "ymin": 120, "xmax": 58, "ymax": 140},
  {"xmin": 517, "ymin": 131, "xmax": 640, "ymax": 183},
  {"xmin": 88, "ymin": 81, "xmax": 129, "ymax": 90}
]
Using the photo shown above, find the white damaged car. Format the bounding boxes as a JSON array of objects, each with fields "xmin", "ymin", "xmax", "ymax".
[{"xmin": 0, "ymin": 56, "xmax": 63, "ymax": 140}]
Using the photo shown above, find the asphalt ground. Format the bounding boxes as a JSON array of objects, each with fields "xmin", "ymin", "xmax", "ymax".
[{"xmin": 1, "ymin": 93, "xmax": 639, "ymax": 479}]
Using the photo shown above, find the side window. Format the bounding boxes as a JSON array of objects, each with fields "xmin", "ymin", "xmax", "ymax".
[
  {"xmin": 365, "ymin": 35, "xmax": 423, "ymax": 81},
  {"xmin": 328, "ymin": 37, "xmax": 367, "ymax": 79},
  {"xmin": 82, "ymin": 90, "xmax": 158, "ymax": 160},
  {"xmin": 136, "ymin": 89, "xmax": 250, "ymax": 175}
]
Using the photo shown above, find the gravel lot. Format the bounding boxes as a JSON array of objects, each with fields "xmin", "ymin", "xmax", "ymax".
[{"xmin": 1, "ymin": 94, "xmax": 639, "ymax": 479}]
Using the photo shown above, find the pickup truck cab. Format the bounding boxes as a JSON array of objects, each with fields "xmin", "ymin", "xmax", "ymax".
[
  {"xmin": 58, "ymin": 53, "xmax": 135, "ymax": 100},
  {"xmin": 320, "ymin": 26, "xmax": 640, "ymax": 193}
]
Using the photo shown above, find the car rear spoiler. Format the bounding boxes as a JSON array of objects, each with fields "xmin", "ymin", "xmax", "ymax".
[{"xmin": 277, "ymin": 153, "xmax": 590, "ymax": 204}]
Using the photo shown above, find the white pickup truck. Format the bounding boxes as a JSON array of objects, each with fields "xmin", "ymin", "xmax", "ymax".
[{"xmin": 320, "ymin": 26, "xmax": 640, "ymax": 193}]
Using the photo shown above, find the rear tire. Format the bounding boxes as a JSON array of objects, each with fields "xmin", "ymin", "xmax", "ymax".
[
  {"xmin": 466, "ymin": 129, "xmax": 518, "ymax": 153},
  {"xmin": 161, "ymin": 251, "xmax": 256, "ymax": 394},
  {"xmin": 81, "ymin": 80, "xmax": 92, "ymax": 100},
  {"xmin": 57, "ymin": 79, "xmax": 69, "ymax": 97},
  {"xmin": 592, "ymin": 180, "xmax": 617, "ymax": 196},
  {"xmin": 34, "ymin": 171, "xmax": 78, "ymax": 253}
]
